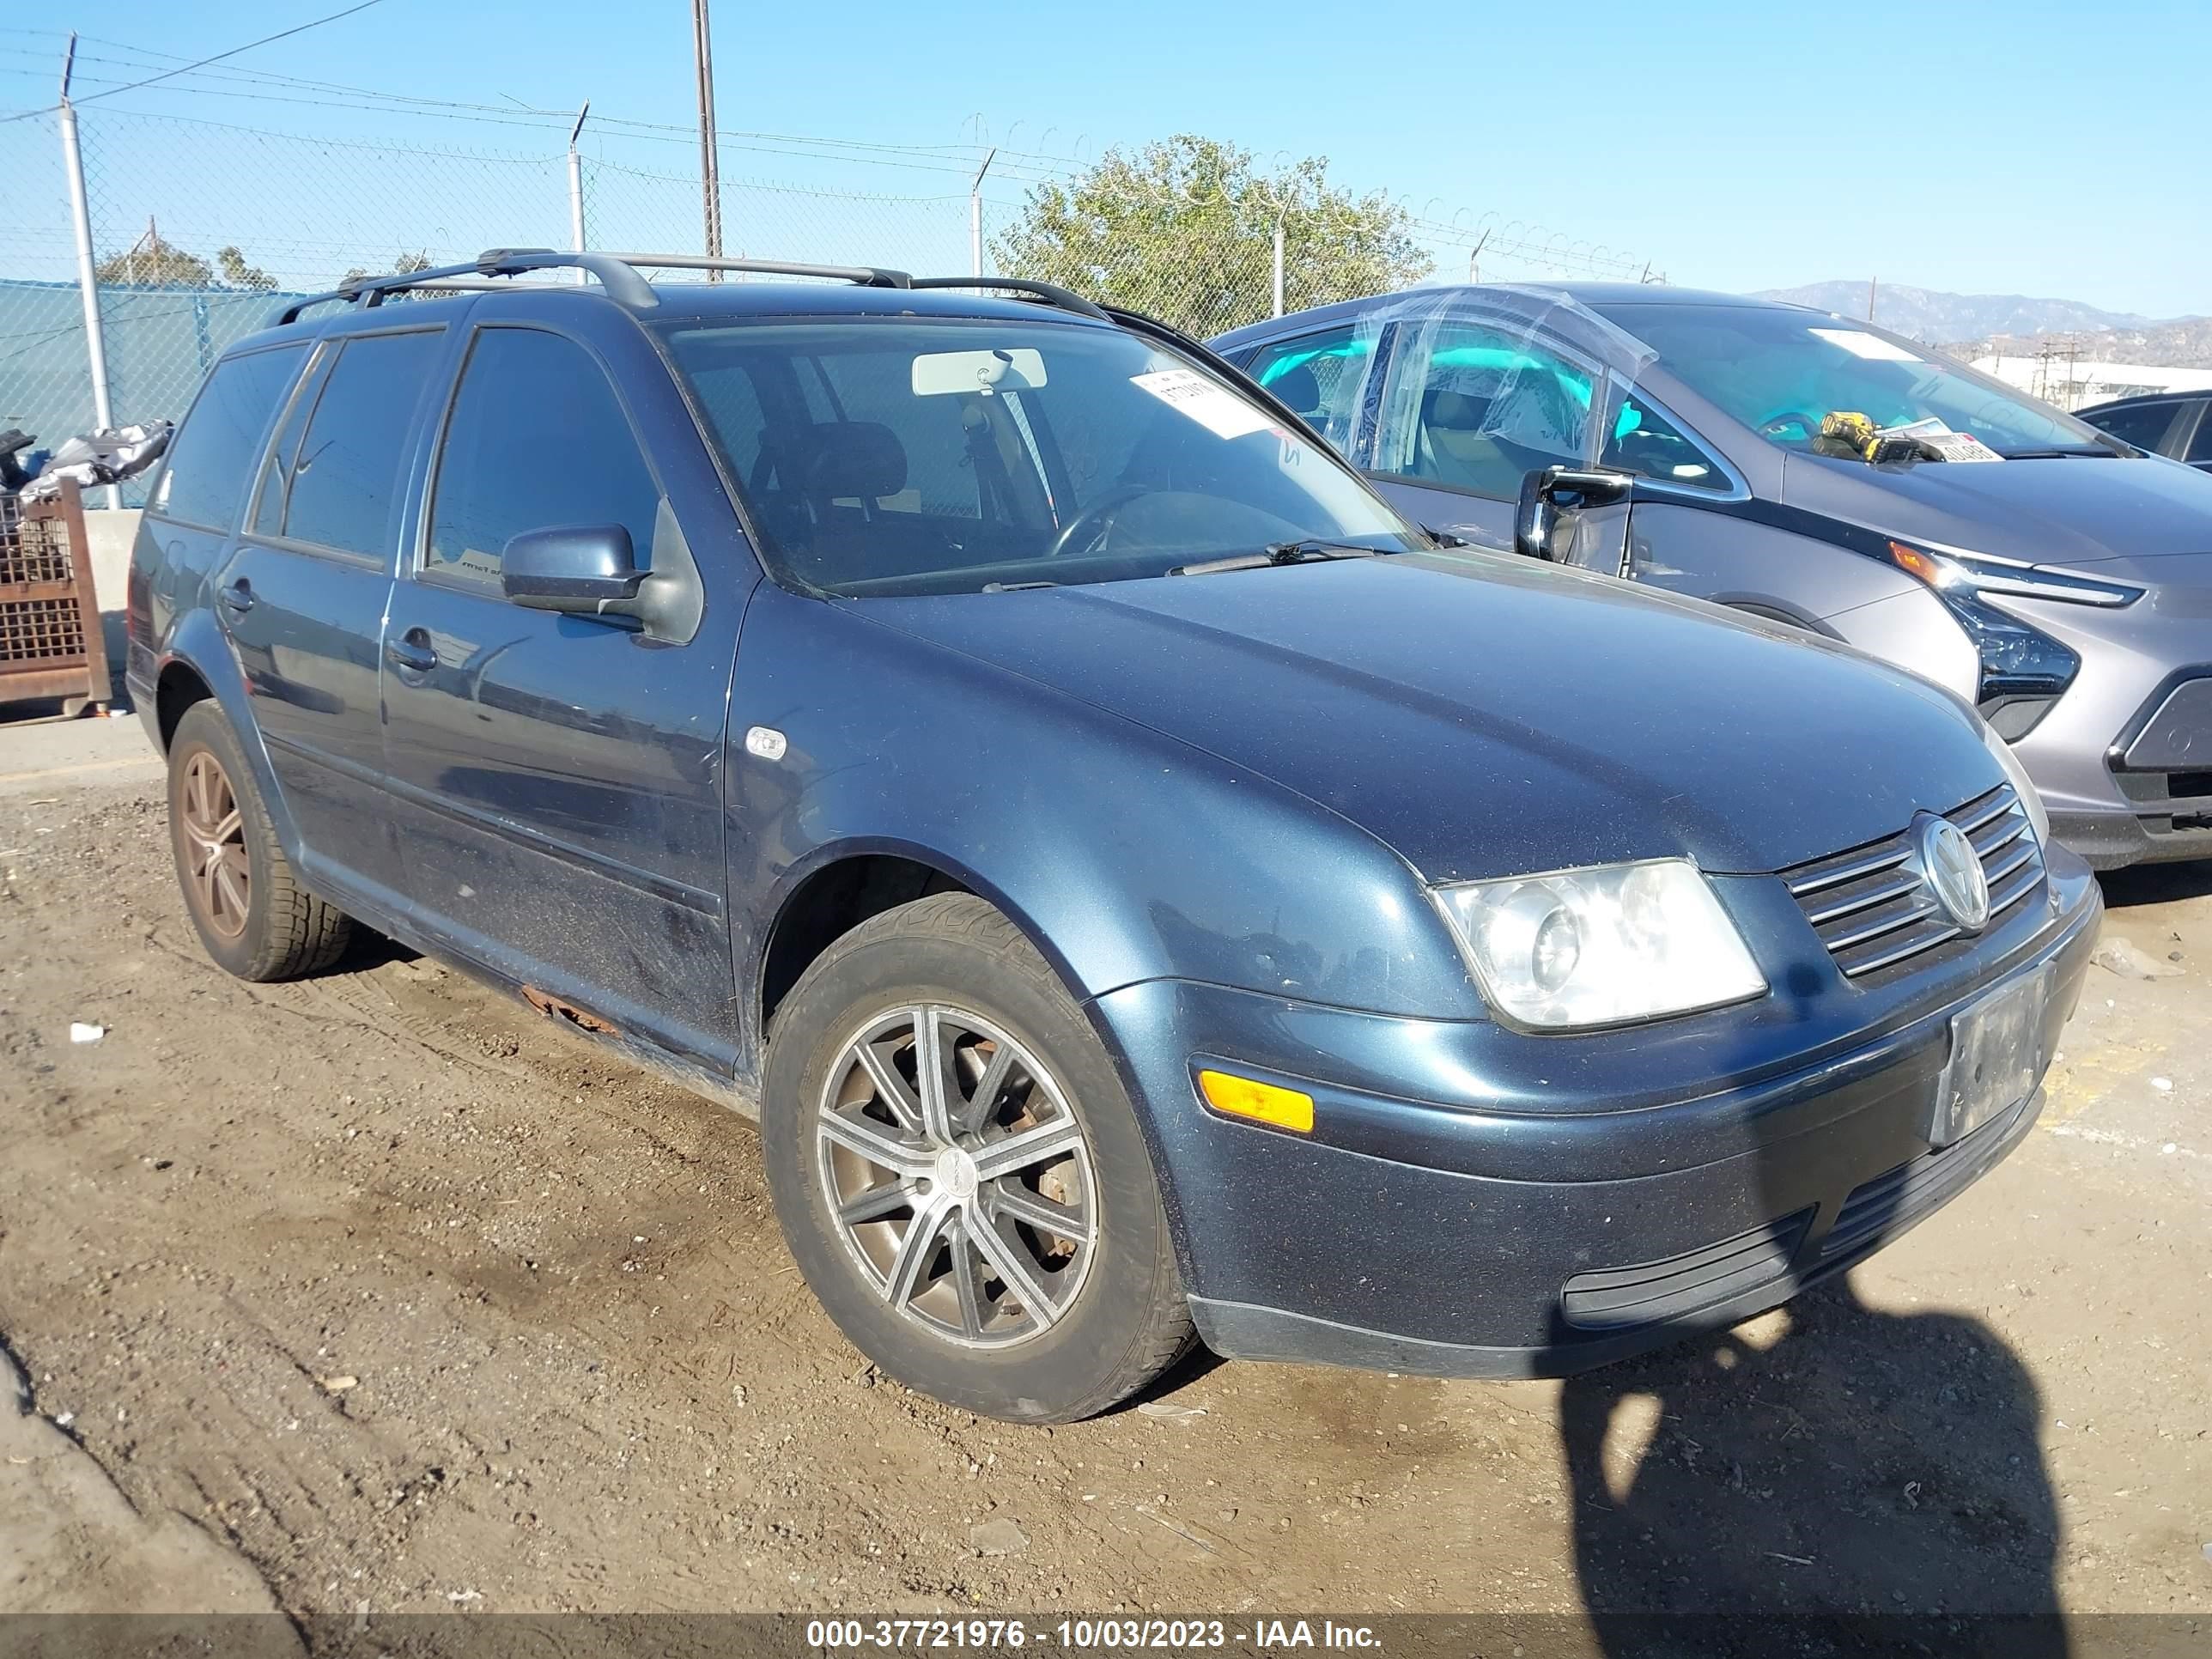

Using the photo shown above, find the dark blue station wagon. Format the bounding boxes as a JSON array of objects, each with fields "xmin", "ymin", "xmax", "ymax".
[{"xmin": 129, "ymin": 250, "xmax": 2101, "ymax": 1421}]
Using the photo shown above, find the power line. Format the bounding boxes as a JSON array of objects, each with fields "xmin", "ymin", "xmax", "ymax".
[{"xmin": 3, "ymin": 0, "xmax": 389, "ymax": 125}]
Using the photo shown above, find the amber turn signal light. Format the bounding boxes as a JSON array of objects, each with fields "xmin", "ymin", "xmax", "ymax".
[{"xmin": 1197, "ymin": 1069, "xmax": 1315, "ymax": 1133}]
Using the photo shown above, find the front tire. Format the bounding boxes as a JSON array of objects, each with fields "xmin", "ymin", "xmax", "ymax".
[
  {"xmin": 763, "ymin": 894, "xmax": 1193, "ymax": 1422},
  {"xmin": 167, "ymin": 701, "xmax": 352, "ymax": 981}
]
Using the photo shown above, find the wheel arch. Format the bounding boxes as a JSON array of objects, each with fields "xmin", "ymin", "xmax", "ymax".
[
  {"xmin": 148, "ymin": 617, "xmax": 304, "ymax": 855},
  {"xmin": 751, "ymin": 837, "xmax": 1087, "ymax": 1054}
]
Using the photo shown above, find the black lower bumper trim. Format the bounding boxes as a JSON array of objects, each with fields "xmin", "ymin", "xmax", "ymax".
[{"xmin": 1191, "ymin": 1086, "xmax": 2046, "ymax": 1380}]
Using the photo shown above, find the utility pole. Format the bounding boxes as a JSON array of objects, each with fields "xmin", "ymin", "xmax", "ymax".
[
  {"xmin": 969, "ymin": 148, "xmax": 995, "ymax": 277},
  {"xmin": 57, "ymin": 35, "xmax": 119, "ymax": 508},
  {"xmin": 690, "ymin": 0, "xmax": 723, "ymax": 276},
  {"xmin": 1868, "ymin": 275, "xmax": 1877, "ymax": 322}
]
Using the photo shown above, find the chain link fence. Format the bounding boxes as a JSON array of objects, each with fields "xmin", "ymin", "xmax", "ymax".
[{"xmin": 0, "ymin": 102, "xmax": 1656, "ymax": 489}]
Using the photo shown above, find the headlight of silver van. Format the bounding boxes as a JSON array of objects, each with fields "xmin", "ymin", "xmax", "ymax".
[{"xmin": 1435, "ymin": 860, "xmax": 1767, "ymax": 1031}]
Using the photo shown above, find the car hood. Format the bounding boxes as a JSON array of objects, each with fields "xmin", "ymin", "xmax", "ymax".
[
  {"xmin": 1783, "ymin": 447, "xmax": 2212, "ymax": 569},
  {"xmin": 850, "ymin": 552, "xmax": 1999, "ymax": 881}
]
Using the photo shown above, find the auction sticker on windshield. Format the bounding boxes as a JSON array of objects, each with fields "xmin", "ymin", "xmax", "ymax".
[
  {"xmin": 1133, "ymin": 368, "xmax": 1279, "ymax": 440},
  {"xmin": 1809, "ymin": 327, "xmax": 1923, "ymax": 363}
]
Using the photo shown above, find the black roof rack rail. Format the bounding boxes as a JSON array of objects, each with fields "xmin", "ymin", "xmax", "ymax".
[
  {"xmin": 266, "ymin": 252, "xmax": 1125, "ymax": 331},
  {"xmin": 267, "ymin": 246, "xmax": 919, "ymax": 328},
  {"xmin": 267, "ymin": 247, "xmax": 660, "ymax": 326},
  {"xmin": 602, "ymin": 251, "xmax": 913, "ymax": 288},
  {"xmin": 907, "ymin": 276, "xmax": 1111, "ymax": 322}
]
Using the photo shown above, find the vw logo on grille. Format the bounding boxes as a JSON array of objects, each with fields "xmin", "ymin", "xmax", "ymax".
[{"xmin": 1917, "ymin": 814, "xmax": 1990, "ymax": 932}]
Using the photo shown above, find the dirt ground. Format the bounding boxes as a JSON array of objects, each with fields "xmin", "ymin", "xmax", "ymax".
[{"xmin": 2, "ymin": 720, "xmax": 2209, "ymax": 1638}]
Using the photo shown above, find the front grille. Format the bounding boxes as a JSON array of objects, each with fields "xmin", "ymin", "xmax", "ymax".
[
  {"xmin": 1782, "ymin": 785, "xmax": 2045, "ymax": 981},
  {"xmin": 1560, "ymin": 1208, "xmax": 1814, "ymax": 1332}
]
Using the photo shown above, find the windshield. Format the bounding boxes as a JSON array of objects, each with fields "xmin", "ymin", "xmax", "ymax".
[
  {"xmin": 1595, "ymin": 302, "xmax": 2124, "ymax": 459},
  {"xmin": 659, "ymin": 316, "xmax": 1421, "ymax": 595}
]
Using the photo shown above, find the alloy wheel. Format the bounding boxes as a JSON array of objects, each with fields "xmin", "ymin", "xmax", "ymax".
[
  {"xmin": 179, "ymin": 749, "xmax": 249, "ymax": 939},
  {"xmin": 815, "ymin": 1004, "xmax": 1097, "ymax": 1348}
]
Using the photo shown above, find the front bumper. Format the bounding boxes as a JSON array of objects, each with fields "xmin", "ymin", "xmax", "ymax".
[
  {"xmin": 1093, "ymin": 853, "xmax": 2101, "ymax": 1378},
  {"xmin": 2052, "ymin": 671, "xmax": 2212, "ymax": 867}
]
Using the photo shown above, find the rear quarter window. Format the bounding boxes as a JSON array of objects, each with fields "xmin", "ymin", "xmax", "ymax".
[
  {"xmin": 258, "ymin": 329, "xmax": 444, "ymax": 559},
  {"xmin": 152, "ymin": 345, "xmax": 308, "ymax": 531}
]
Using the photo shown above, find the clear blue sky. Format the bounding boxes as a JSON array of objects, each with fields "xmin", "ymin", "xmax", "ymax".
[{"xmin": 7, "ymin": 0, "xmax": 2206, "ymax": 315}]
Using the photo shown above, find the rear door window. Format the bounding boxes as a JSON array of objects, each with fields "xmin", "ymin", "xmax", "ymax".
[
  {"xmin": 424, "ymin": 328, "xmax": 663, "ymax": 587},
  {"xmin": 254, "ymin": 329, "xmax": 443, "ymax": 559},
  {"xmin": 2087, "ymin": 399, "xmax": 2184, "ymax": 454},
  {"xmin": 152, "ymin": 345, "xmax": 308, "ymax": 531},
  {"xmin": 1370, "ymin": 320, "xmax": 1593, "ymax": 499},
  {"xmin": 2185, "ymin": 404, "xmax": 2212, "ymax": 465},
  {"xmin": 1246, "ymin": 325, "xmax": 1375, "ymax": 447}
]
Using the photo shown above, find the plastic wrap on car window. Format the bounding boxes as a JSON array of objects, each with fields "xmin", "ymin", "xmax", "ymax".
[{"xmin": 1341, "ymin": 285, "xmax": 1662, "ymax": 491}]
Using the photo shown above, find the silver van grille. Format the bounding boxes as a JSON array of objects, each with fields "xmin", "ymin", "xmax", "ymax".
[{"xmin": 1782, "ymin": 785, "xmax": 2045, "ymax": 981}]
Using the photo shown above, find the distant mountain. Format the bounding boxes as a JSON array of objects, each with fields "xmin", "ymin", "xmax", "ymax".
[{"xmin": 1752, "ymin": 281, "xmax": 2160, "ymax": 344}]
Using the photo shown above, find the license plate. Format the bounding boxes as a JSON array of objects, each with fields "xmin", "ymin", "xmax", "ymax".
[{"xmin": 1931, "ymin": 965, "xmax": 2052, "ymax": 1146}]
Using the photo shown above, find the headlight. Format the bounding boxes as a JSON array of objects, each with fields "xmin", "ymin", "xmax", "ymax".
[
  {"xmin": 1886, "ymin": 539, "xmax": 2139, "ymax": 736},
  {"xmin": 1980, "ymin": 719, "xmax": 2051, "ymax": 848},
  {"xmin": 1434, "ymin": 860, "xmax": 1766, "ymax": 1031}
]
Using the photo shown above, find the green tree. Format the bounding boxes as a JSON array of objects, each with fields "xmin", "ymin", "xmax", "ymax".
[
  {"xmin": 94, "ymin": 228, "xmax": 210, "ymax": 287},
  {"xmin": 339, "ymin": 249, "xmax": 435, "ymax": 287},
  {"xmin": 216, "ymin": 246, "xmax": 275, "ymax": 290},
  {"xmin": 991, "ymin": 134, "xmax": 1431, "ymax": 337},
  {"xmin": 94, "ymin": 226, "xmax": 281, "ymax": 290}
]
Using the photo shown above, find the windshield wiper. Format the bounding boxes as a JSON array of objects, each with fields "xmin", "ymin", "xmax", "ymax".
[
  {"xmin": 1992, "ymin": 445, "xmax": 2121, "ymax": 459},
  {"xmin": 981, "ymin": 580, "xmax": 1058, "ymax": 592},
  {"xmin": 1169, "ymin": 540, "xmax": 1383, "ymax": 577}
]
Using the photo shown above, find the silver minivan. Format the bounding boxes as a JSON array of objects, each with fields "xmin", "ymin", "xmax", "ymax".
[{"xmin": 1213, "ymin": 285, "xmax": 2212, "ymax": 870}]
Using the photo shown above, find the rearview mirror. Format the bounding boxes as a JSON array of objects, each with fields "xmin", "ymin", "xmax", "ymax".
[
  {"xmin": 1513, "ymin": 466, "xmax": 1635, "ymax": 562},
  {"xmin": 911, "ymin": 347, "xmax": 1048, "ymax": 398},
  {"xmin": 501, "ymin": 525, "xmax": 644, "ymax": 612}
]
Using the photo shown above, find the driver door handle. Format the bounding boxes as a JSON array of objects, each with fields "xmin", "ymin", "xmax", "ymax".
[
  {"xmin": 386, "ymin": 628, "xmax": 438, "ymax": 675},
  {"xmin": 217, "ymin": 578, "xmax": 254, "ymax": 615}
]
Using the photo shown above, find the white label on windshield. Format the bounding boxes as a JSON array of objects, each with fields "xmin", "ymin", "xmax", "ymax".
[
  {"xmin": 1132, "ymin": 368, "xmax": 1277, "ymax": 440},
  {"xmin": 1810, "ymin": 327, "xmax": 1922, "ymax": 363},
  {"xmin": 1923, "ymin": 430, "xmax": 2004, "ymax": 463}
]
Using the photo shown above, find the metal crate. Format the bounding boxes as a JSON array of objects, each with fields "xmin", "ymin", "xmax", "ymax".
[{"xmin": 0, "ymin": 482, "xmax": 111, "ymax": 716}]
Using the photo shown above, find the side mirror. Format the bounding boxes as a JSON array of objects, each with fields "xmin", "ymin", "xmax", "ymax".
[
  {"xmin": 501, "ymin": 525, "xmax": 644, "ymax": 613},
  {"xmin": 1513, "ymin": 466, "xmax": 1635, "ymax": 562}
]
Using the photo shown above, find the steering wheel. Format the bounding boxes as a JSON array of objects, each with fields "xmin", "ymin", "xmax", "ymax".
[
  {"xmin": 1758, "ymin": 410, "xmax": 1820, "ymax": 441},
  {"xmin": 1044, "ymin": 484, "xmax": 1149, "ymax": 560}
]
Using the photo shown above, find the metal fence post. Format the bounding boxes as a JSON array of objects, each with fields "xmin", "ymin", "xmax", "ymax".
[
  {"xmin": 57, "ymin": 37, "xmax": 120, "ymax": 509},
  {"xmin": 568, "ymin": 102, "xmax": 590, "ymax": 284},
  {"xmin": 1272, "ymin": 212, "xmax": 1285, "ymax": 319}
]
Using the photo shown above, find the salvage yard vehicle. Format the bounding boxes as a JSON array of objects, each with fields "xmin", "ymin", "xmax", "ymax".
[
  {"xmin": 2077, "ymin": 391, "xmax": 2212, "ymax": 474},
  {"xmin": 1216, "ymin": 286, "xmax": 2212, "ymax": 870},
  {"xmin": 131, "ymin": 248, "xmax": 2100, "ymax": 1423}
]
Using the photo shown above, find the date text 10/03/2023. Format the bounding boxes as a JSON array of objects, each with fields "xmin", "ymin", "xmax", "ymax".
[{"xmin": 804, "ymin": 1619, "xmax": 1383, "ymax": 1650}]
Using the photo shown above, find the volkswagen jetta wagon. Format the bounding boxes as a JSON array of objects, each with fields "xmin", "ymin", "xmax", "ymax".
[{"xmin": 129, "ymin": 249, "xmax": 2100, "ymax": 1422}]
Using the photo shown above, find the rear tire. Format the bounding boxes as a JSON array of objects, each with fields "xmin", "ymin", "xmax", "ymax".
[
  {"xmin": 763, "ymin": 893, "xmax": 1193, "ymax": 1422},
  {"xmin": 167, "ymin": 701, "xmax": 352, "ymax": 981}
]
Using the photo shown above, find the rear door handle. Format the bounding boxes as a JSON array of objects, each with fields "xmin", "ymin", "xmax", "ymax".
[
  {"xmin": 217, "ymin": 578, "xmax": 254, "ymax": 615},
  {"xmin": 386, "ymin": 628, "xmax": 438, "ymax": 675}
]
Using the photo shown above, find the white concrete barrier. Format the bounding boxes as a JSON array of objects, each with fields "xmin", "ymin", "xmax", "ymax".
[{"xmin": 81, "ymin": 506, "xmax": 141, "ymax": 699}]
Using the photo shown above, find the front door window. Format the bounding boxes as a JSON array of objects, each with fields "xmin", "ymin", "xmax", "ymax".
[{"xmin": 1370, "ymin": 319, "xmax": 1594, "ymax": 501}]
